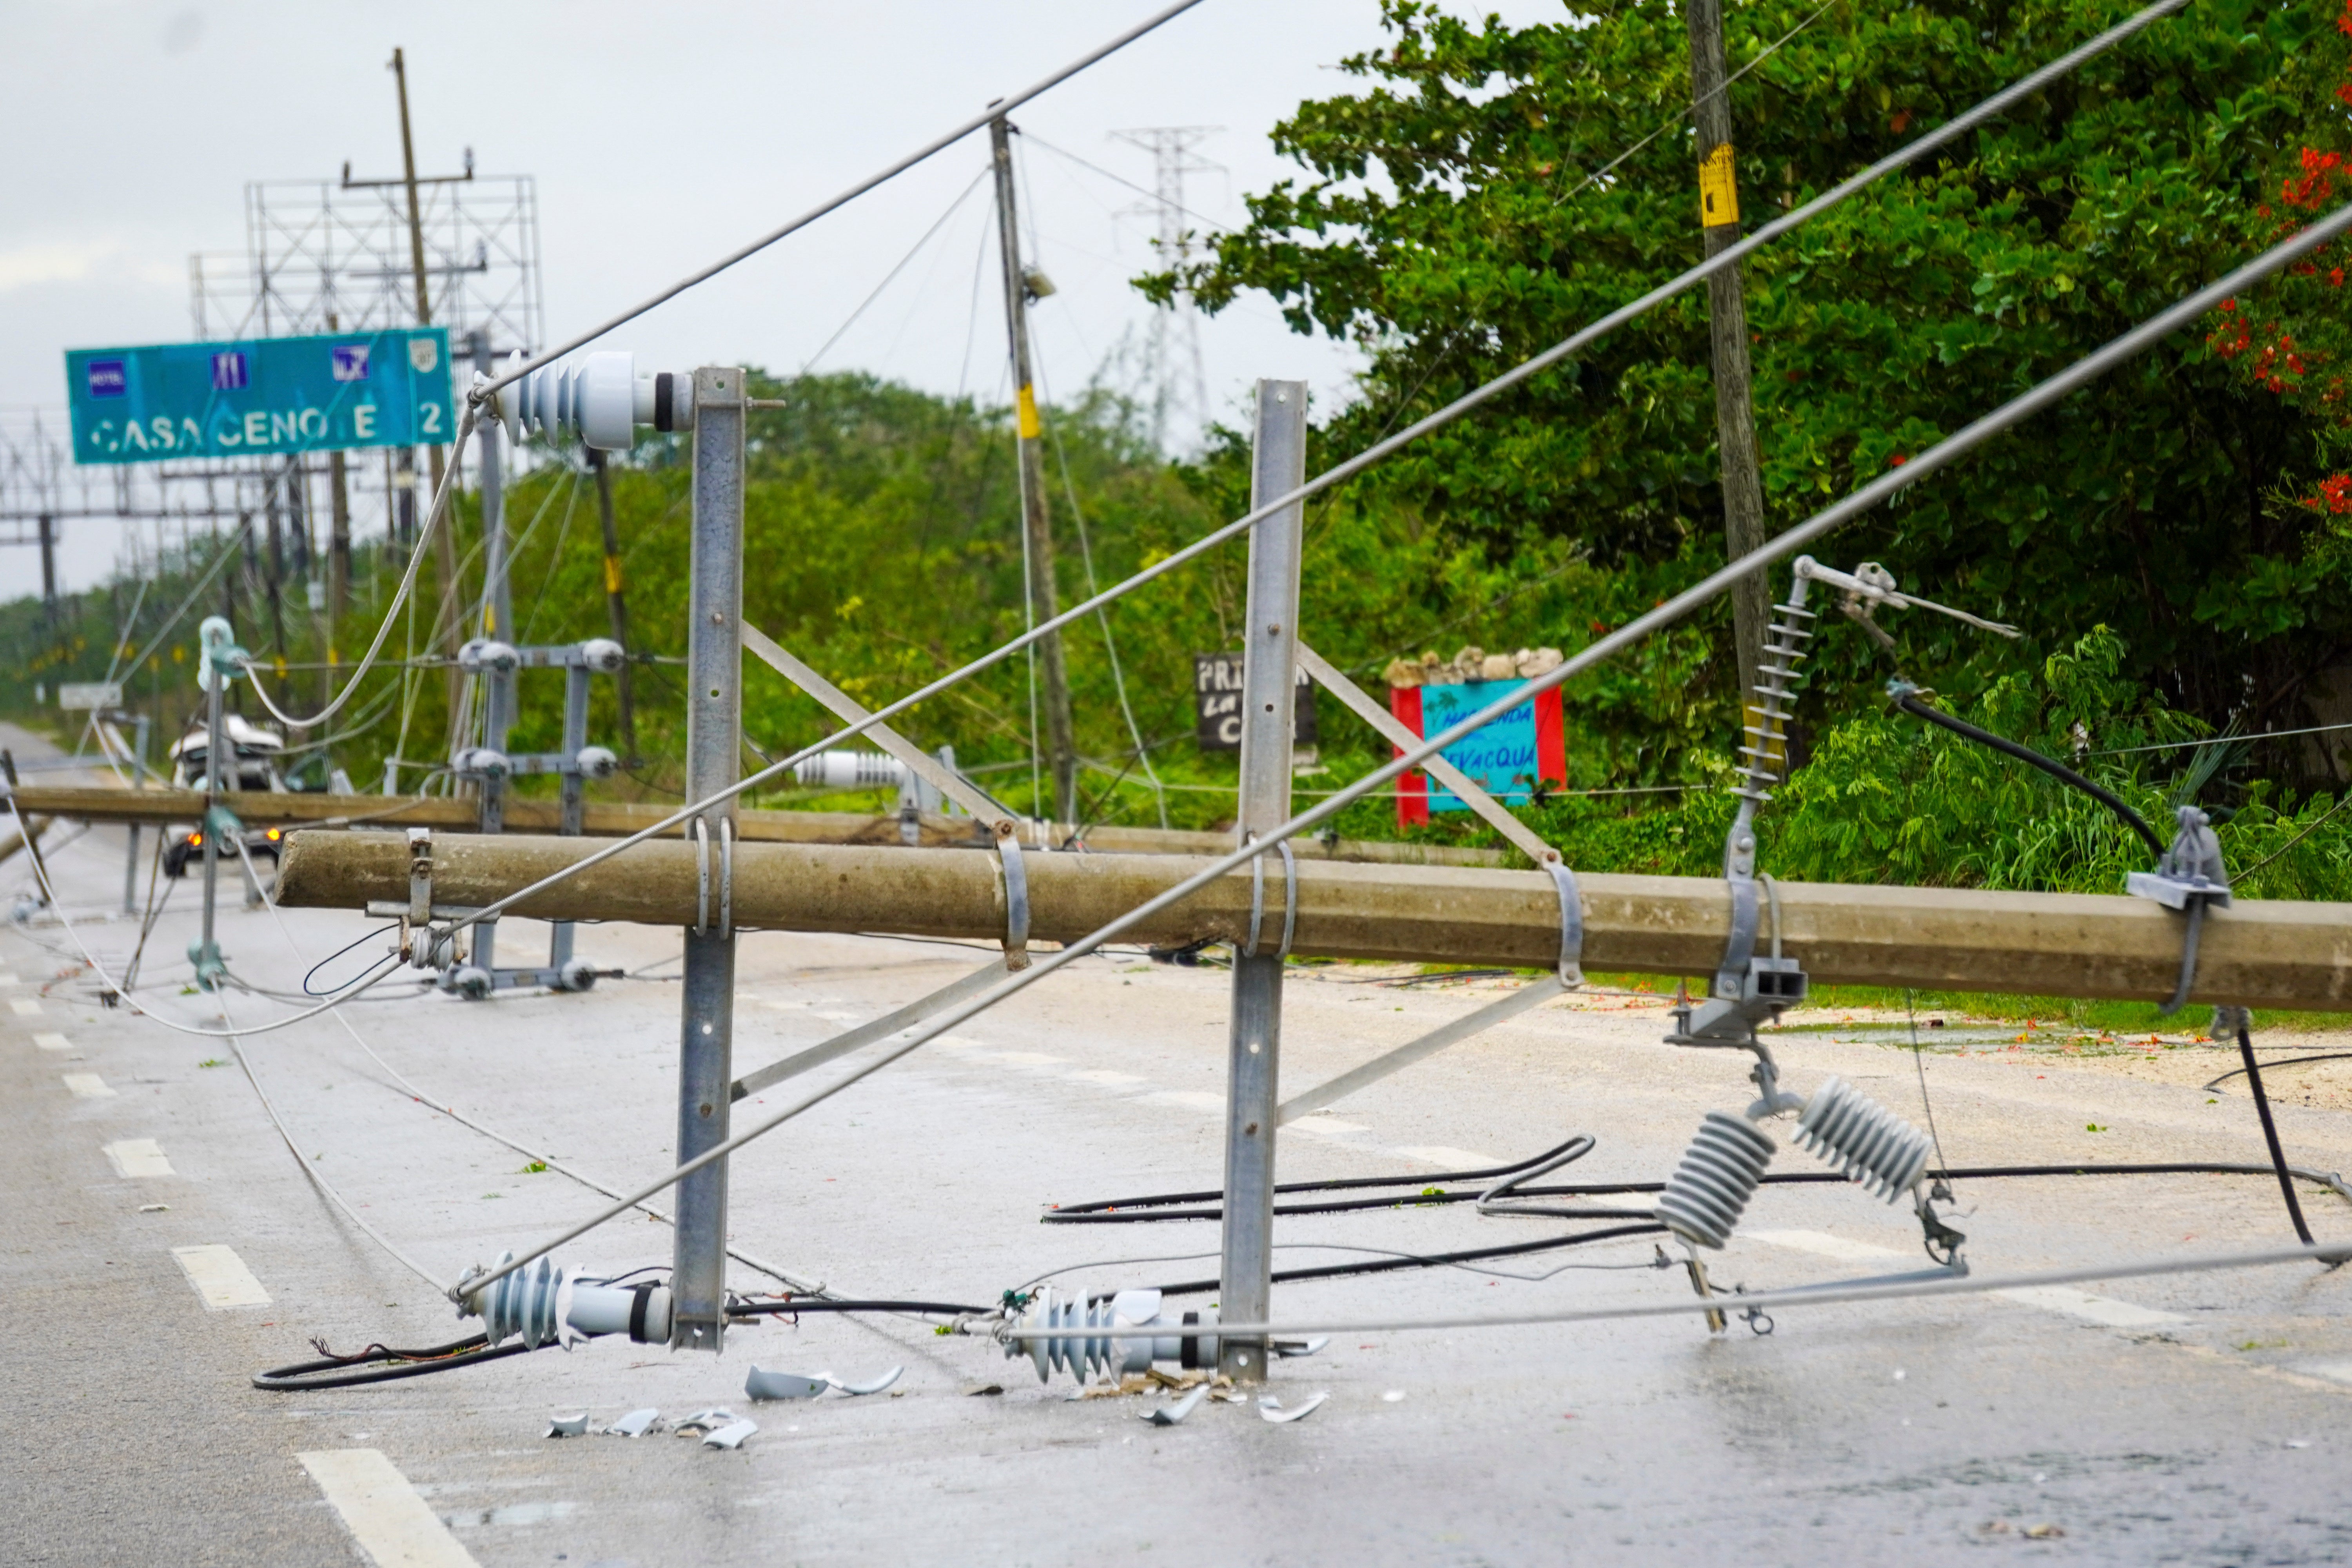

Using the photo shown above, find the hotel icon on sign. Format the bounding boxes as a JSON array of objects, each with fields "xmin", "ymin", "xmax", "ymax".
[
  {"xmin": 331, "ymin": 343, "xmax": 371, "ymax": 382},
  {"xmin": 209, "ymin": 351, "xmax": 247, "ymax": 391}
]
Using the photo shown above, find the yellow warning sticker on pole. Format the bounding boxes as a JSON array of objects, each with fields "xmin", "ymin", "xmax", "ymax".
[
  {"xmin": 1699, "ymin": 143, "xmax": 1740, "ymax": 228},
  {"xmin": 604, "ymin": 555, "xmax": 625, "ymax": 595},
  {"xmin": 1016, "ymin": 384, "xmax": 1041, "ymax": 440}
]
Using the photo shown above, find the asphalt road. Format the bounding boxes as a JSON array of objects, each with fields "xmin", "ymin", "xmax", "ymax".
[{"xmin": 3, "ymin": 735, "xmax": 2348, "ymax": 1566}]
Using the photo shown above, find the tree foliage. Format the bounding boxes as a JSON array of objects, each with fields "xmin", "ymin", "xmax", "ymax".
[{"xmin": 1157, "ymin": 0, "xmax": 2352, "ymax": 774}]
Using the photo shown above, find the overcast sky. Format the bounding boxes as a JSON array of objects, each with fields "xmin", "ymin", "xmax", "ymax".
[{"xmin": 1, "ymin": 0, "xmax": 1563, "ymax": 597}]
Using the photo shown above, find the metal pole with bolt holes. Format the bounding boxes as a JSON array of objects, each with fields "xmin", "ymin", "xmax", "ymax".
[
  {"xmin": 588, "ymin": 449, "xmax": 637, "ymax": 763},
  {"xmin": 672, "ymin": 365, "xmax": 747, "ymax": 1352},
  {"xmin": 469, "ymin": 331, "xmax": 509, "ymax": 978},
  {"xmin": 549, "ymin": 663, "xmax": 590, "ymax": 971},
  {"xmin": 198, "ymin": 635, "xmax": 226, "ymax": 977},
  {"xmin": 123, "ymin": 713, "xmax": 151, "ymax": 915},
  {"xmin": 1218, "ymin": 379, "xmax": 1307, "ymax": 1384},
  {"xmin": 988, "ymin": 115, "xmax": 1078, "ymax": 824}
]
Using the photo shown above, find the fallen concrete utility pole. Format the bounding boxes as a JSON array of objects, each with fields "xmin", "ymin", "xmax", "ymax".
[
  {"xmin": 276, "ymin": 830, "xmax": 2352, "ymax": 1011},
  {"xmin": 8, "ymin": 785, "xmax": 1499, "ymax": 866}
]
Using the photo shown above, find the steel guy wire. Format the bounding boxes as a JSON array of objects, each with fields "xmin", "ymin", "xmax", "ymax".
[
  {"xmin": 1033, "ymin": 319, "xmax": 1171, "ymax": 828},
  {"xmin": 223, "ymin": 833, "xmax": 824, "ymax": 1295},
  {"xmin": 2089, "ymin": 718, "xmax": 2352, "ymax": 757},
  {"xmin": 1003, "ymin": 1241, "xmax": 2352, "ymax": 1341},
  {"xmin": 802, "ymin": 166, "xmax": 995, "ymax": 377},
  {"xmin": 236, "ymin": 402, "xmax": 479, "ymax": 731},
  {"xmin": 472, "ymin": 0, "xmax": 1210, "ymax": 404},
  {"xmin": 5, "ymin": 793, "xmax": 408, "ymax": 1038},
  {"xmin": 1020, "ymin": 132, "xmax": 1234, "ymax": 236},
  {"xmin": 1552, "ymin": 0, "xmax": 1839, "ymax": 207},
  {"xmin": 451, "ymin": 195, "xmax": 2352, "ymax": 1303},
  {"xmin": 214, "ymin": 985, "xmax": 452, "ymax": 1294},
  {"xmin": 428, "ymin": 0, "xmax": 2195, "ymax": 963}
]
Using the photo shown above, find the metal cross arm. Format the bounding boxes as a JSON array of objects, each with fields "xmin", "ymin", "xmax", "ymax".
[
  {"xmin": 729, "ymin": 958, "xmax": 1009, "ymax": 1102},
  {"xmin": 1294, "ymin": 642, "xmax": 1561, "ymax": 869},
  {"xmin": 741, "ymin": 621, "xmax": 1011, "ymax": 829}
]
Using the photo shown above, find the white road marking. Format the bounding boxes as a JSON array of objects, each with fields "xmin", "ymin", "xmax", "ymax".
[
  {"xmin": 1289, "ymin": 1115, "xmax": 1372, "ymax": 1138},
  {"xmin": 1395, "ymin": 1145, "xmax": 1507, "ymax": 1170},
  {"xmin": 1067, "ymin": 1069, "xmax": 1147, "ymax": 1089},
  {"xmin": 10, "ymin": 996, "xmax": 43, "ymax": 1017},
  {"xmin": 1745, "ymin": 1229, "xmax": 2182, "ymax": 1326},
  {"xmin": 814, "ymin": 1010, "xmax": 862, "ymax": 1022},
  {"xmin": 994, "ymin": 1051, "xmax": 1066, "ymax": 1067},
  {"xmin": 0, "ymin": 971, "xmax": 19, "ymax": 985},
  {"xmin": 104, "ymin": 1138, "xmax": 174, "ymax": 1177},
  {"xmin": 1993, "ymin": 1285, "xmax": 2183, "ymax": 1327},
  {"xmin": 172, "ymin": 1243, "xmax": 270, "ymax": 1308},
  {"xmin": 1147, "ymin": 1090, "xmax": 1223, "ymax": 1111},
  {"xmin": 61, "ymin": 1073, "xmax": 113, "ymax": 1098},
  {"xmin": 33, "ymin": 1031, "xmax": 71, "ymax": 1052},
  {"xmin": 299, "ymin": 1449, "xmax": 479, "ymax": 1568},
  {"xmin": 2305, "ymin": 1359, "xmax": 2352, "ymax": 1386}
]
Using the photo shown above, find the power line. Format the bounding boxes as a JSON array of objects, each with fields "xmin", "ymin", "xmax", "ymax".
[{"xmin": 476, "ymin": 0, "xmax": 1211, "ymax": 400}]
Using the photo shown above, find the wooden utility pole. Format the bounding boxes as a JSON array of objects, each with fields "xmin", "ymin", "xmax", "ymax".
[
  {"xmin": 988, "ymin": 115, "xmax": 1079, "ymax": 825},
  {"xmin": 588, "ymin": 449, "xmax": 637, "ymax": 763},
  {"xmin": 1685, "ymin": 0, "xmax": 1772, "ymax": 724},
  {"xmin": 325, "ymin": 314, "xmax": 354, "ymax": 618},
  {"xmin": 385, "ymin": 47, "xmax": 465, "ymax": 730}
]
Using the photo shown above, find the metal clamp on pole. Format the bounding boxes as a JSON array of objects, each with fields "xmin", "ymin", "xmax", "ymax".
[
  {"xmin": 403, "ymin": 828, "xmax": 434, "ymax": 967},
  {"xmin": 1242, "ymin": 837, "xmax": 1299, "ymax": 961},
  {"xmin": 2128, "ymin": 805, "xmax": 2232, "ymax": 1015},
  {"xmin": 718, "ymin": 817, "xmax": 734, "ymax": 940},
  {"xmin": 995, "ymin": 821, "xmax": 1030, "ymax": 971},
  {"xmin": 1548, "ymin": 859, "xmax": 1584, "ymax": 987}
]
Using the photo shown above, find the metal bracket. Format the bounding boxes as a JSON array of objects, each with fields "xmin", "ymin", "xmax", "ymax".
[
  {"xmin": 2129, "ymin": 805, "xmax": 2231, "ymax": 1014},
  {"xmin": 691, "ymin": 817, "xmax": 735, "ymax": 940},
  {"xmin": 1243, "ymin": 837, "xmax": 1298, "ymax": 961},
  {"xmin": 996, "ymin": 823, "xmax": 1030, "ymax": 971},
  {"xmin": 1547, "ymin": 860, "xmax": 1584, "ymax": 987},
  {"xmin": 403, "ymin": 828, "xmax": 434, "ymax": 966}
]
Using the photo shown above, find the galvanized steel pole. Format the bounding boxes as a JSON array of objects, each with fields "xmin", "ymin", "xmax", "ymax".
[
  {"xmin": 672, "ymin": 366, "xmax": 747, "ymax": 1351},
  {"xmin": 470, "ymin": 332, "xmax": 509, "ymax": 977},
  {"xmin": 1219, "ymin": 380, "xmax": 1307, "ymax": 1383}
]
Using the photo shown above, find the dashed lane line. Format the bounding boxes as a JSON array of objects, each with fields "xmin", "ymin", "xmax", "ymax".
[
  {"xmin": 1745, "ymin": 1229, "xmax": 2183, "ymax": 1327},
  {"xmin": 10, "ymin": 996, "xmax": 42, "ymax": 1017},
  {"xmin": 33, "ymin": 1031, "xmax": 71, "ymax": 1052},
  {"xmin": 172, "ymin": 1243, "xmax": 270, "ymax": 1308},
  {"xmin": 104, "ymin": 1138, "xmax": 174, "ymax": 1178},
  {"xmin": 299, "ymin": 1449, "xmax": 480, "ymax": 1568},
  {"xmin": 61, "ymin": 1073, "xmax": 113, "ymax": 1098}
]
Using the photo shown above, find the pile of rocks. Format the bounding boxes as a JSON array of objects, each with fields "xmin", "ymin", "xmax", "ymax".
[{"xmin": 1381, "ymin": 645, "xmax": 1564, "ymax": 688}]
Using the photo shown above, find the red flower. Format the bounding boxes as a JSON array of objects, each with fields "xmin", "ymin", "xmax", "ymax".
[{"xmin": 1890, "ymin": 454, "xmax": 1908, "ymax": 466}]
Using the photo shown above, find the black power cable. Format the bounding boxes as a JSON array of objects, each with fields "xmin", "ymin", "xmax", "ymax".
[
  {"xmin": 1152, "ymin": 1223, "xmax": 1670, "ymax": 1298},
  {"xmin": 1890, "ymin": 687, "xmax": 2164, "ymax": 857},
  {"xmin": 2231, "ymin": 1016, "xmax": 2317, "ymax": 1245},
  {"xmin": 254, "ymin": 1334, "xmax": 532, "ymax": 1391}
]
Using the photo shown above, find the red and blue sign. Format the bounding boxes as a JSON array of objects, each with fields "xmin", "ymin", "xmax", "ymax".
[{"xmin": 1388, "ymin": 679, "xmax": 1566, "ymax": 829}]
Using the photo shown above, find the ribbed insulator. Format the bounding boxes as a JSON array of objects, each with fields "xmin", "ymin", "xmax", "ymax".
[
  {"xmin": 1793, "ymin": 1076, "xmax": 1933, "ymax": 1202},
  {"xmin": 1655, "ymin": 1112, "xmax": 1777, "ymax": 1249},
  {"xmin": 1730, "ymin": 602, "xmax": 1815, "ymax": 801},
  {"xmin": 471, "ymin": 1252, "xmax": 570, "ymax": 1349}
]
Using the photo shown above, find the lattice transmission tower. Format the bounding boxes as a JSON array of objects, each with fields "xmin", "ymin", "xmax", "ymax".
[{"xmin": 1109, "ymin": 127, "xmax": 1221, "ymax": 453}]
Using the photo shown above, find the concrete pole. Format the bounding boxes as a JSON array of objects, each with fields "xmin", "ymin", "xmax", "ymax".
[
  {"xmin": 1218, "ymin": 379, "xmax": 1307, "ymax": 1384},
  {"xmin": 1685, "ymin": 0, "xmax": 1772, "ymax": 726},
  {"xmin": 123, "ymin": 714, "xmax": 150, "ymax": 916},
  {"xmin": 673, "ymin": 365, "xmax": 746, "ymax": 1352},
  {"xmin": 988, "ymin": 115, "xmax": 1079, "ymax": 825},
  {"xmin": 36, "ymin": 515, "xmax": 56, "ymax": 624},
  {"xmin": 588, "ymin": 449, "xmax": 637, "ymax": 763}
]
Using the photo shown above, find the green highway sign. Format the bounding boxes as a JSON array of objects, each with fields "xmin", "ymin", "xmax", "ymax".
[{"xmin": 65, "ymin": 327, "xmax": 454, "ymax": 464}]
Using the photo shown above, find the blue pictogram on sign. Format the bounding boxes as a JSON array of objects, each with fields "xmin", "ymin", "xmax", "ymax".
[
  {"xmin": 330, "ymin": 344, "xmax": 371, "ymax": 382},
  {"xmin": 211, "ymin": 351, "xmax": 249, "ymax": 391},
  {"xmin": 87, "ymin": 360, "xmax": 127, "ymax": 398}
]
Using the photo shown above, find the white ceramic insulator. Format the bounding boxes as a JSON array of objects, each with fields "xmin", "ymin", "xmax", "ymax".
[
  {"xmin": 578, "ymin": 638, "xmax": 627, "ymax": 674},
  {"xmin": 793, "ymin": 750, "xmax": 907, "ymax": 791},
  {"xmin": 574, "ymin": 746, "xmax": 619, "ymax": 780}
]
